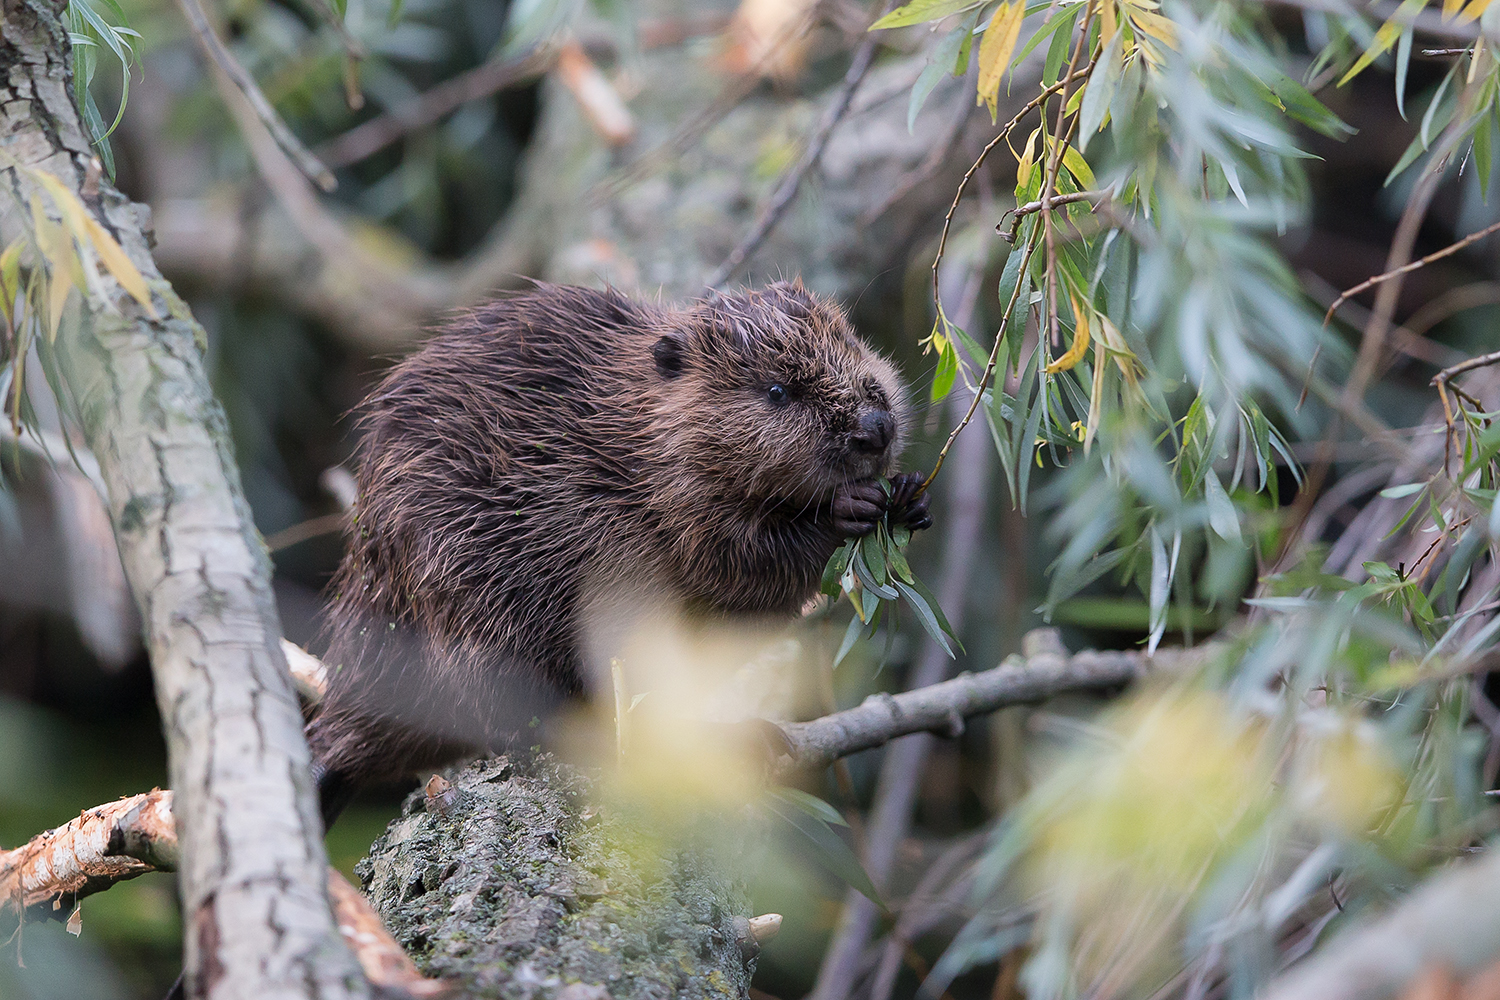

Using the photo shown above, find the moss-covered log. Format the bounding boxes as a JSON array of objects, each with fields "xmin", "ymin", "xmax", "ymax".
[{"xmin": 359, "ymin": 757, "xmax": 763, "ymax": 1000}]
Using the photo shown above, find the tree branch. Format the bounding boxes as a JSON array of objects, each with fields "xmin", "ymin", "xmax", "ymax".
[
  {"xmin": 0, "ymin": 791, "xmax": 174, "ymax": 919},
  {"xmin": 174, "ymin": 0, "xmax": 337, "ymax": 191},
  {"xmin": 706, "ymin": 18, "xmax": 886, "ymax": 289},
  {"xmin": 2, "ymin": 789, "xmax": 450, "ymax": 998},
  {"xmin": 777, "ymin": 636, "xmax": 1167, "ymax": 778}
]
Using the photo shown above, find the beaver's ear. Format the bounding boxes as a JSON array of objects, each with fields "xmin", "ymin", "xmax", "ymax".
[{"xmin": 653, "ymin": 332, "xmax": 686, "ymax": 378}]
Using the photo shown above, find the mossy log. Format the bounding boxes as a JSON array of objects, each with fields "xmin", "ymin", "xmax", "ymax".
[{"xmin": 358, "ymin": 757, "xmax": 763, "ymax": 1000}]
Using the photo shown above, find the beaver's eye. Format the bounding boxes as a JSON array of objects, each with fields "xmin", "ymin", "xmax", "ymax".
[{"xmin": 767, "ymin": 384, "xmax": 789, "ymax": 405}]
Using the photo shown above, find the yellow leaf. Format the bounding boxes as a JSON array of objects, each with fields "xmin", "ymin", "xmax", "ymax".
[
  {"xmin": 1085, "ymin": 325, "xmax": 1105, "ymax": 453},
  {"xmin": 30, "ymin": 169, "xmax": 156, "ymax": 317},
  {"xmin": 1061, "ymin": 142, "xmax": 1098, "ymax": 190},
  {"xmin": 1099, "ymin": 0, "xmax": 1117, "ymax": 42},
  {"xmin": 1095, "ymin": 313, "xmax": 1138, "ymax": 381},
  {"xmin": 1444, "ymin": 0, "xmax": 1465, "ymax": 18},
  {"xmin": 1128, "ymin": 9, "xmax": 1178, "ymax": 49},
  {"xmin": 81, "ymin": 214, "xmax": 155, "ymax": 315},
  {"xmin": 0, "ymin": 239, "xmax": 22, "ymax": 325},
  {"xmin": 976, "ymin": 1, "xmax": 1025, "ymax": 122},
  {"xmin": 1459, "ymin": 0, "xmax": 1496, "ymax": 23},
  {"xmin": 1015, "ymin": 126, "xmax": 1040, "ymax": 190},
  {"xmin": 1045, "ymin": 297, "xmax": 1091, "ymax": 373},
  {"xmin": 1338, "ymin": 0, "xmax": 1425, "ymax": 85},
  {"xmin": 31, "ymin": 194, "xmax": 75, "ymax": 342}
]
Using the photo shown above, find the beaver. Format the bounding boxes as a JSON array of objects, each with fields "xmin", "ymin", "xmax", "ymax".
[{"xmin": 306, "ymin": 280, "xmax": 931, "ymax": 822}]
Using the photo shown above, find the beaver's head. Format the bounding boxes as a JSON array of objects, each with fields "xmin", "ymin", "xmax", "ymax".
[{"xmin": 650, "ymin": 281, "xmax": 907, "ymax": 504}]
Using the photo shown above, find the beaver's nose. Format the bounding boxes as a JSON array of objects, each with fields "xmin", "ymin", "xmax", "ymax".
[{"xmin": 851, "ymin": 410, "xmax": 895, "ymax": 453}]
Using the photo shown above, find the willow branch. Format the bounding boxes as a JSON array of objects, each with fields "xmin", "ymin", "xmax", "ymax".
[
  {"xmin": 1323, "ymin": 217, "xmax": 1500, "ymax": 326},
  {"xmin": 173, "ymin": 0, "xmax": 337, "ymax": 191},
  {"xmin": 706, "ymin": 21, "xmax": 886, "ymax": 289},
  {"xmin": 776, "ymin": 630, "xmax": 1186, "ymax": 778}
]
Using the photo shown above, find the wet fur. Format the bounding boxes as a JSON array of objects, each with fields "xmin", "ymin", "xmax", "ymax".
[{"xmin": 307, "ymin": 282, "xmax": 918, "ymax": 809}]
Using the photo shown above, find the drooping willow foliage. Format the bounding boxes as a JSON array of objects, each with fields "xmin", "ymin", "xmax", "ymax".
[{"xmin": 860, "ymin": 2, "xmax": 1500, "ymax": 996}]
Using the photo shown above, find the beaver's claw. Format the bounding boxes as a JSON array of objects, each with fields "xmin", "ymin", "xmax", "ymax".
[
  {"xmin": 832, "ymin": 474, "xmax": 933, "ymax": 538},
  {"xmin": 832, "ymin": 480, "xmax": 886, "ymax": 537},
  {"xmin": 886, "ymin": 472, "xmax": 933, "ymax": 532}
]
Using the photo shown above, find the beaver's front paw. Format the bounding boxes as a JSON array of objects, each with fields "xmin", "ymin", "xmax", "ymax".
[
  {"xmin": 887, "ymin": 471, "xmax": 933, "ymax": 532},
  {"xmin": 833, "ymin": 480, "xmax": 886, "ymax": 537}
]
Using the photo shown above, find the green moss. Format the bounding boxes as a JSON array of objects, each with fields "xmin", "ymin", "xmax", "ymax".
[{"xmin": 357, "ymin": 755, "xmax": 759, "ymax": 1000}]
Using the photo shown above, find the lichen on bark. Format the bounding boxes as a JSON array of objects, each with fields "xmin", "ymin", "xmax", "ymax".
[{"xmin": 359, "ymin": 756, "xmax": 762, "ymax": 1000}]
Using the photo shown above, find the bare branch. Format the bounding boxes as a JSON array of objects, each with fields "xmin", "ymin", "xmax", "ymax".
[
  {"xmin": 778, "ymin": 633, "xmax": 1171, "ymax": 777},
  {"xmin": 316, "ymin": 48, "xmax": 555, "ymax": 169},
  {"xmin": 1323, "ymin": 218, "xmax": 1500, "ymax": 328},
  {"xmin": 173, "ymin": 0, "xmax": 338, "ymax": 191},
  {"xmin": 0, "ymin": 791, "xmax": 174, "ymax": 919},
  {"xmin": 706, "ymin": 23, "xmax": 885, "ymax": 289}
]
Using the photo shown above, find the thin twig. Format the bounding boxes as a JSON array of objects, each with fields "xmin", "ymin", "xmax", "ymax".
[
  {"xmin": 174, "ymin": 0, "xmax": 337, "ymax": 191},
  {"xmin": 925, "ymin": 65, "xmax": 1093, "ymax": 320},
  {"xmin": 317, "ymin": 47, "xmax": 555, "ymax": 169},
  {"xmin": 862, "ymin": 90, "xmax": 975, "ymax": 226},
  {"xmin": 1432, "ymin": 349, "xmax": 1500, "ymax": 473},
  {"xmin": 999, "ymin": 189, "xmax": 1109, "ymax": 242},
  {"xmin": 706, "ymin": 16, "xmax": 890, "ymax": 289},
  {"xmin": 1323, "ymin": 217, "xmax": 1500, "ymax": 327}
]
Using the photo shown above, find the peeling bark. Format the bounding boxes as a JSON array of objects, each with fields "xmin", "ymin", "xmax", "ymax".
[{"xmin": 0, "ymin": 2, "xmax": 362, "ymax": 996}]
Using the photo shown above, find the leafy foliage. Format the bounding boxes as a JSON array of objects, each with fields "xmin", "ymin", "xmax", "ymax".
[{"xmin": 871, "ymin": 0, "xmax": 1500, "ymax": 995}]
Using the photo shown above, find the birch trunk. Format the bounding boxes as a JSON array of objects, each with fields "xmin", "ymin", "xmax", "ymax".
[{"xmin": 0, "ymin": 1, "xmax": 363, "ymax": 996}]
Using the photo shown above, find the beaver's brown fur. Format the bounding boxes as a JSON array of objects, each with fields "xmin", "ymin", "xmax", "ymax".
[{"xmin": 307, "ymin": 281, "xmax": 929, "ymax": 819}]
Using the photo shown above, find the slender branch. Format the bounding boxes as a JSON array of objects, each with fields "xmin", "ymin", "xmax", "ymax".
[
  {"xmin": 777, "ymin": 633, "xmax": 1175, "ymax": 777},
  {"xmin": 0, "ymin": 791, "xmax": 175, "ymax": 918},
  {"xmin": 926, "ymin": 65, "xmax": 1093, "ymax": 319},
  {"xmin": 706, "ymin": 19, "xmax": 888, "ymax": 289},
  {"xmin": 1432, "ymin": 349, "xmax": 1500, "ymax": 472},
  {"xmin": 173, "ymin": 0, "xmax": 337, "ymax": 191},
  {"xmin": 316, "ymin": 48, "xmax": 555, "ymax": 169},
  {"xmin": 1323, "ymin": 217, "xmax": 1500, "ymax": 327},
  {"xmin": 2, "ymin": 790, "xmax": 451, "ymax": 997}
]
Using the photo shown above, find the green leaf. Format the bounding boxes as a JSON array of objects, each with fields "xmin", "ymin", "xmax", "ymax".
[
  {"xmin": 886, "ymin": 538, "xmax": 916, "ymax": 584},
  {"xmin": 764, "ymin": 796, "xmax": 884, "ymax": 907},
  {"xmin": 909, "ymin": 24, "xmax": 970, "ymax": 132},
  {"xmin": 1041, "ymin": 7, "xmax": 1077, "ymax": 87},
  {"xmin": 1395, "ymin": 25, "xmax": 1413, "ymax": 120},
  {"xmin": 768, "ymin": 786, "xmax": 848, "ymax": 826},
  {"xmin": 834, "ymin": 612, "xmax": 866, "ymax": 667},
  {"xmin": 821, "ymin": 538, "xmax": 856, "ymax": 596},
  {"xmin": 861, "ymin": 530, "xmax": 888, "ymax": 586},
  {"xmin": 853, "ymin": 551, "xmax": 899, "ymax": 600},
  {"xmin": 1202, "ymin": 470, "xmax": 1241, "ymax": 543},
  {"xmin": 894, "ymin": 580, "xmax": 954, "ymax": 658},
  {"xmin": 1077, "ymin": 28, "xmax": 1122, "ymax": 153},
  {"xmin": 930, "ymin": 335, "xmax": 959, "ymax": 401},
  {"xmin": 1379, "ymin": 482, "xmax": 1427, "ymax": 499},
  {"xmin": 870, "ymin": 0, "xmax": 982, "ymax": 30}
]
